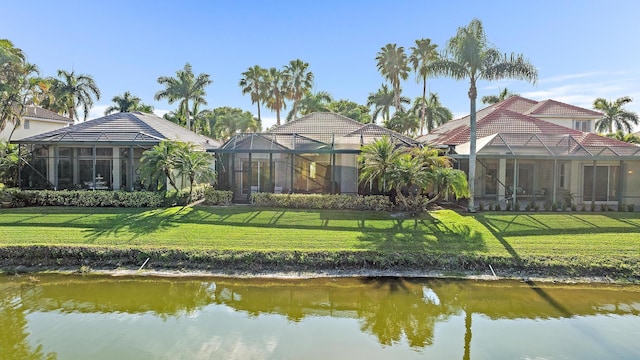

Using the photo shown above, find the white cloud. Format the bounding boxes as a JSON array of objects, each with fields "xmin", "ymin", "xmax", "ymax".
[{"xmin": 538, "ymin": 72, "xmax": 600, "ymax": 84}]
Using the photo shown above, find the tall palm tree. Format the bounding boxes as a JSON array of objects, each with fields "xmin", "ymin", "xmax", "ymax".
[
  {"xmin": 213, "ymin": 107, "xmax": 258, "ymax": 141},
  {"xmin": 593, "ymin": 96, "xmax": 639, "ymax": 134},
  {"xmin": 367, "ymin": 84, "xmax": 408, "ymax": 123},
  {"xmin": 104, "ymin": 91, "xmax": 153, "ymax": 115},
  {"xmin": 375, "ymin": 44, "xmax": 410, "ymax": 111},
  {"xmin": 239, "ymin": 65, "xmax": 268, "ymax": 128},
  {"xmin": 409, "ymin": 38, "xmax": 439, "ymax": 135},
  {"xmin": 51, "ymin": 69, "xmax": 101, "ymax": 121},
  {"xmin": 0, "ymin": 40, "xmax": 35, "ymax": 133},
  {"xmin": 481, "ymin": 87, "xmax": 518, "ymax": 104},
  {"xmin": 411, "ymin": 93, "xmax": 453, "ymax": 133},
  {"xmin": 293, "ymin": 90, "xmax": 333, "ymax": 118},
  {"xmin": 264, "ymin": 67, "xmax": 288, "ymax": 126},
  {"xmin": 155, "ymin": 63, "xmax": 212, "ymax": 131},
  {"xmin": 283, "ymin": 59, "xmax": 314, "ymax": 121},
  {"xmin": 431, "ymin": 18, "xmax": 537, "ymax": 212}
]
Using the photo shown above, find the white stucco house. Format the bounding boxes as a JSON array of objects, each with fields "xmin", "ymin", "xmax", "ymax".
[{"xmin": 0, "ymin": 105, "xmax": 73, "ymax": 141}]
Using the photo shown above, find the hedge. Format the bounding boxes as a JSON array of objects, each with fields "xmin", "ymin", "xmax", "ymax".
[{"xmin": 250, "ymin": 193, "xmax": 393, "ymax": 211}]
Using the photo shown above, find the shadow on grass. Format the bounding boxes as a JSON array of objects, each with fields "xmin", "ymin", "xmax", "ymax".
[
  {"xmin": 356, "ymin": 212, "xmax": 487, "ymax": 253},
  {"xmin": 475, "ymin": 213, "xmax": 640, "ymax": 238},
  {"xmin": 81, "ymin": 207, "xmax": 189, "ymax": 242}
]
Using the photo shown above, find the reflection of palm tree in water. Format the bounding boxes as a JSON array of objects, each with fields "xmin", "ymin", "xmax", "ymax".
[
  {"xmin": 357, "ymin": 277, "xmax": 451, "ymax": 348},
  {"xmin": 0, "ymin": 282, "xmax": 57, "ymax": 360}
]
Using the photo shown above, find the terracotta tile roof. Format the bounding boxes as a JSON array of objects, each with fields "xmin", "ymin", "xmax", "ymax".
[
  {"xmin": 15, "ymin": 112, "xmax": 220, "ymax": 150},
  {"xmin": 524, "ymin": 99, "xmax": 602, "ymax": 117},
  {"xmin": 427, "ymin": 108, "xmax": 583, "ymax": 146},
  {"xmin": 492, "ymin": 95, "xmax": 539, "ymax": 113},
  {"xmin": 24, "ymin": 105, "xmax": 73, "ymax": 123},
  {"xmin": 456, "ymin": 132, "xmax": 640, "ymax": 157}
]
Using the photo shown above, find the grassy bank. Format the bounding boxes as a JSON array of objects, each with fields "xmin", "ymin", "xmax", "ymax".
[{"xmin": 0, "ymin": 206, "xmax": 638, "ymax": 281}]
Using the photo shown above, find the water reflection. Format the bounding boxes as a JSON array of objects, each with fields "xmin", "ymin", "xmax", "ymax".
[{"xmin": 1, "ymin": 274, "xmax": 639, "ymax": 358}]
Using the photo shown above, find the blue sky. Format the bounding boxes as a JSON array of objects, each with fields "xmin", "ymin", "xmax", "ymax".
[{"xmin": 3, "ymin": 0, "xmax": 640, "ymax": 129}]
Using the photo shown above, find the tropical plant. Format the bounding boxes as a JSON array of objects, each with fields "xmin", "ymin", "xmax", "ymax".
[
  {"xmin": 375, "ymin": 44, "xmax": 410, "ymax": 111},
  {"xmin": 283, "ymin": 59, "xmax": 314, "ymax": 121},
  {"xmin": 431, "ymin": 18, "xmax": 537, "ymax": 211},
  {"xmin": 0, "ymin": 140, "xmax": 19, "ymax": 186},
  {"xmin": 264, "ymin": 67, "xmax": 288, "ymax": 126},
  {"xmin": 212, "ymin": 107, "xmax": 258, "ymax": 141},
  {"xmin": 411, "ymin": 93, "xmax": 453, "ymax": 133},
  {"xmin": 358, "ymin": 136, "xmax": 403, "ymax": 193},
  {"xmin": 327, "ymin": 99, "xmax": 372, "ymax": 123},
  {"xmin": 593, "ymin": 96, "xmax": 639, "ymax": 134},
  {"xmin": 383, "ymin": 110, "xmax": 419, "ymax": 136},
  {"xmin": 239, "ymin": 65, "xmax": 268, "ymax": 127},
  {"xmin": 49, "ymin": 69, "xmax": 101, "ymax": 121},
  {"xmin": 481, "ymin": 87, "xmax": 518, "ymax": 104},
  {"xmin": 173, "ymin": 142, "xmax": 216, "ymax": 202},
  {"xmin": 409, "ymin": 38, "xmax": 439, "ymax": 135},
  {"xmin": 605, "ymin": 129, "xmax": 640, "ymax": 144},
  {"xmin": 0, "ymin": 39, "xmax": 43, "ymax": 136},
  {"xmin": 367, "ymin": 84, "xmax": 408, "ymax": 123},
  {"xmin": 155, "ymin": 63, "xmax": 212, "ymax": 131},
  {"xmin": 139, "ymin": 140, "xmax": 181, "ymax": 191},
  {"xmin": 104, "ymin": 91, "xmax": 153, "ymax": 115},
  {"xmin": 296, "ymin": 91, "xmax": 333, "ymax": 116}
]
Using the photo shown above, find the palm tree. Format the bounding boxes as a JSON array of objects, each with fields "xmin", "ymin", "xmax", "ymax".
[
  {"xmin": 383, "ymin": 110, "xmax": 419, "ymax": 136},
  {"xmin": 481, "ymin": 87, "xmax": 518, "ymax": 104},
  {"xmin": 239, "ymin": 65, "xmax": 268, "ymax": 128},
  {"xmin": 139, "ymin": 140, "xmax": 181, "ymax": 191},
  {"xmin": 104, "ymin": 91, "xmax": 153, "ymax": 115},
  {"xmin": 375, "ymin": 44, "xmax": 410, "ymax": 111},
  {"xmin": 367, "ymin": 84, "xmax": 408, "ymax": 123},
  {"xmin": 431, "ymin": 18, "xmax": 537, "ymax": 211},
  {"xmin": 293, "ymin": 91, "xmax": 333, "ymax": 118},
  {"xmin": 51, "ymin": 69, "xmax": 101, "ymax": 121},
  {"xmin": 605, "ymin": 129, "xmax": 640, "ymax": 144},
  {"xmin": 212, "ymin": 107, "xmax": 258, "ymax": 141},
  {"xmin": 0, "ymin": 40, "xmax": 32, "ymax": 133},
  {"xmin": 264, "ymin": 67, "xmax": 288, "ymax": 126},
  {"xmin": 173, "ymin": 142, "xmax": 216, "ymax": 202},
  {"xmin": 283, "ymin": 59, "xmax": 314, "ymax": 121},
  {"xmin": 155, "ymin": 63, "xmax": 212, "ymax": 131},
  {"xmin": 409, "ymin": 39, "xmax": 439, "ymax": 135},
  {"xmin": 411, "ymin": 93, "xmax": 453, "ymax": 133},
  {"xmin": 0, "ymin": 140, "xmax": 19, "ymax": 186},
  {"xmin": 358, "ymin": 136, "xmax": 403, "ymax": 193},
  {"xmin": 593, "ymin": 96, "xmax": 639, "ymax": 134}
]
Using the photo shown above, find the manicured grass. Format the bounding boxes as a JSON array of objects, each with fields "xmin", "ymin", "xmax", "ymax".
[{"xmin": 1, "ymin": 206, "xmax": 639, "ymax": 261}]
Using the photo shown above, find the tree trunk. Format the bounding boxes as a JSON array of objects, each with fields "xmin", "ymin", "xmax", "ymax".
[
  {"xmin": 468, "ymin": 80, "xmax": 477, "ymax": 212},
  {"xmin": 420, "ymin": 77, "xmax": 427, "ymax": 135},
  {"xmin": 257, "ymin": 102, "xmax": 262, "ymax": 130}
]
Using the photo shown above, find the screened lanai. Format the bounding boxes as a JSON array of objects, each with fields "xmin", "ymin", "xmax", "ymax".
[
  {"xmin": 452, "ymin": 133, "xmax": 640, "ymax": 206},
  {"xmin": 13, "ymin": 112, "xmax": 219, "ymax": 191}
]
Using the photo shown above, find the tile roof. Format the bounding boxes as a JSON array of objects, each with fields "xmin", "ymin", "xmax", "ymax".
[
  {"xmin": 24, "ymin": 105, "xmax": 73, "ymax": 123},
  {"xmin": 455, "ymin": 132, "xmax": 640, "ymax": 158},
  {"xmin": 15, "ymin": 112, "xmax": 220, "ymax": 150},
  {"xmin": 524, "ymin": 99, "xmax": 602, "ymax": 117},
  {"xmin": 426, "ymin": 108, "xmax": 584, "ymax": 146},
  {"xmin": 220, "ymin": 112, "xmax": 415, "ymax": 151}
]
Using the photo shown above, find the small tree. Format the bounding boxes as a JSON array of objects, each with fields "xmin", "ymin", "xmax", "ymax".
[
  {"xmin": 173, "ymin": 142, "xmax": 216, "ymax": 202},
  {"xmin": 139, "ymin": 140, "xmax": 181, "ymax": 191}
]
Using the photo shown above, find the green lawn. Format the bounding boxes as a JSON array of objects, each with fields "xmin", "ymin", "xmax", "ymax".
[{"xmin": 1, "ymin": 206, "xmax": 639, "ymax": 260}]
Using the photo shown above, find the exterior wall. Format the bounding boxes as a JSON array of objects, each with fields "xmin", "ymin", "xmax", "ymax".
[
  {"xmin": 1, "ymin": 119, "xmax": 70, "ymax": 141},
  {"xmin": 335, "ymin": 153, "xmax": 358, "ymax": 194},
  {"xmin": 532, "ymin": 117, "xmax": 597, "ymax": 133}
]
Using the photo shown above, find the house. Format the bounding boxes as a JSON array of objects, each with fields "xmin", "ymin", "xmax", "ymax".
[
  {"xmin": 13, "ymin": 112, "xmax": 219, "ymax": 191},
  {"xmin": 0, "ymin": 105, "xmax": 73, "ymax": 141},
  {"xmin": 419, "ymin": 96, "xmax": 640, "ymax": 207},
  {"xmin": 212, "ymin": 112, "xmax": 419, "ymax": 201}
]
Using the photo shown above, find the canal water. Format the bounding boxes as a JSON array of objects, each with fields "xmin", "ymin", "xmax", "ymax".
[{"xmin": 1, "ymin": 274, "xmax": 639, "ymax": 359}]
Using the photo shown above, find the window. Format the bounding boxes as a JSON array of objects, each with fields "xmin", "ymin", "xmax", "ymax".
[
  {"xmin": 574, "ymin": 120, "xmax": 591, "ymax": 132},
  {"xmin": 23, "ymin": 120, "xmax": 30, "ymax": 129},
  {"xmin": 558, "ymin": 163, "xmax": 566, "ymax": 188},
  {"xmin": 583, "ymin": 165, "xmax": 619, "ymax": 201}
]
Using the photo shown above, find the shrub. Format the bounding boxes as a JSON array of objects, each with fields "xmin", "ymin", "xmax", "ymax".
[
  {"xmin": 478, "ymin": 203, "xmax": 484, "ymax": 211},
  {"xmin": 250, "ymin": 193, "xmax": 393, "ymax": 211},
  {"xmin": 505, "ymin": 201, "xmax": 512, "ymax": 211},
  {"xmin": 533, "ymin": 203, "xmax": 540, "ymax": 212},
  {"xmin": 543, "ymin": 200, "xmax": 553, "ymax": 212},
  {"xmin": 551, "ymin": 202, "xmax": 558, "ymax": 212},
  {"xmin": 6, "ymin": 189, "xmax": 166, "ymax": 207},
  {"xmin": 581, "ymin": 204, "xmax": 586, "ymax": 212},
  {"xmin": 494, "ymin": 203, "xmax": 501, "ymax": 211},
  {"xmin": 628, "ymin": 203, "xmax": 635, "ymax": 212},
  {"xmin": 203, "ymin": 188, "xmax": 233, "ymax": 205},
  {"xmin": 600, "ymin": 204, "xmax": 609, "ymax": 212},
  {"xmin": 590, "ymin": 202, "xmax": 596, "ymax": 212},
  {"xmin": 514, "ymin": 201, "xmax": 521, "ymax": 211}
]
